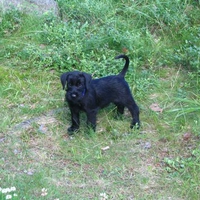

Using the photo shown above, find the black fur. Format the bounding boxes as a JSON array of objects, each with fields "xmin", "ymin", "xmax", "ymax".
[{"xmin": 60, "ymin": 55, "xmax": 140, "ymax": 134}]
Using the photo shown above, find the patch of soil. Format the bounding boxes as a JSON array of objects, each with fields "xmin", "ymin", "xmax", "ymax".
[{"xmin": 11, "ymin": 108, "xmax": 67, "ymax": 133}]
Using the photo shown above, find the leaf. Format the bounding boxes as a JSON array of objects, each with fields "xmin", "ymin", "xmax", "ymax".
[
  {"xmin": 183, "ymin": 132, "xmax": 192, "ymax": 141},
  {"xmin": 149, "ymin": 103, "xmax": 163, "ymax": 113},
  {"xmin": 101, "ymin": 146, "xmax": 110, "ymax": 151}
]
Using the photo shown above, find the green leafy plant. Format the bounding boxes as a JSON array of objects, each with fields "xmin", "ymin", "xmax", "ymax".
[
  {"xmin": 164, "ymin": 148, "xmax": 200, "ymax": 174},
  {"xmin": 172, "ymin": 27, "xmax": 200, "ymax": 72},
  {"xmin": 169, "ymin": 94, "xmax": 200, "ymax": 118},
  {"xmin": 0, "ymin": 7, "xmax": 23, "ymax": 36}
]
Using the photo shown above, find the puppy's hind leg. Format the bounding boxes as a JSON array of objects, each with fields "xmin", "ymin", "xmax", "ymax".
[
  {"xmin": 127, "ymin": 102, "xmax": 140, "ymax": 129},
  {"xmin": 115, "ymin": 103, "xmax": 125, "ymax": 115},
  {"xmin": 114, "ymin": 103, "xmax": 125, "ymax": 120}
]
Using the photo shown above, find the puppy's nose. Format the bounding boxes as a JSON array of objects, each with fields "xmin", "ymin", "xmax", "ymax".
[{"xmin": 71, "ymin": 93, "xmax": 77, "ymax": 98}]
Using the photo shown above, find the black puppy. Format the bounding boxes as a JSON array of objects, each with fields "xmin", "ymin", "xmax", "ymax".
[{"xmin": 60, "ymin": 55, "xmax": 140, "ymax": 133}]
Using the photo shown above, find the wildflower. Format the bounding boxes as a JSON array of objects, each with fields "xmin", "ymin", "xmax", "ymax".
[
  {"xmin": 6, "ymin": 194, "xmax": 12, "ymax": 199},
  {"xmin": 10, "ymin": 187, "xmax": 16, "ymax": 192},
  {"xmin": 100, "ymin": 193, "xmax": 108, "ymax": 200},
  {"xmin": 2, "ymin": 188, "xmax": 10, "ymax": 194},
  {"xmin": 41, "ymin": 188, "xmax": 48, "ymax": 196}
]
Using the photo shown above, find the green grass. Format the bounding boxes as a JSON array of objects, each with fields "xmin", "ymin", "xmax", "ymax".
[{"xmin": 0, "ymin": 0, "xmax": 200, "ymax": 199}]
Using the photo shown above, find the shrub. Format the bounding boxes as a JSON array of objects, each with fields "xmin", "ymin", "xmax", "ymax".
[{"xmin": 0, "ymin": 7, "xmax": 23, "ymax": 36}]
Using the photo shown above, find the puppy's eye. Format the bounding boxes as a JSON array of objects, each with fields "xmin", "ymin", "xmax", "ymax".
[
  {"xmin": 76, "ymin": 82, "xmax": 81, "ymax": 87},
  {"xmin": 68, "ymin": 82, "xmax": 73, "ymax": 87}
]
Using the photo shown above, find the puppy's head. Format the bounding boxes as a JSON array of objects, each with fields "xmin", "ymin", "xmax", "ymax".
[{"xmin": 60, "ymin": 71, "xmax": 92, "ymax": 103}]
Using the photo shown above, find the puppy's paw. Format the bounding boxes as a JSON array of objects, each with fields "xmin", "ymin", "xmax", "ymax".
[
  {"xmin": 130, "ymin": 121, "xmax": 140, "ymax": 129},
  {"xmin": 67, "ymin": 126, "xmax": 79, "ymax": 135}
]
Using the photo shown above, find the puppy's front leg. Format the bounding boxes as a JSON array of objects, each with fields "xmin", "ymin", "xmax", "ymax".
[
  {"xmin": 86, "ymin": 109, "xmax": 97, "ymax": 131},
  {"xmin": 68, "ymin": 107, "xmax": 80, "ymax": 133}
]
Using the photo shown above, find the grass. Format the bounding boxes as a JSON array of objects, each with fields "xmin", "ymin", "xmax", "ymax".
[{"xmin": 0, "ymin": 0, "xmax": 200, "ymax": 199}]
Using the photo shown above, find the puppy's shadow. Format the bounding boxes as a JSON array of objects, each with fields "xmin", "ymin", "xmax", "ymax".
[
  {"xmin": 99, "ymin": 105, "xmax": 131, "ymax": 120},
  {"xmin": 58, "ymin": 105, "xmax": 133, "ymax": 136}
]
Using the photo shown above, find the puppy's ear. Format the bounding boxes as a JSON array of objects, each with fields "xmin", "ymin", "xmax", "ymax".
[
  {"xmin": 81, "ymin": 72, "xmax": 92, "ymax": 90},
  {"xmin": 60, "ymin": 72, "xmax": 70, "ymax": 90}
]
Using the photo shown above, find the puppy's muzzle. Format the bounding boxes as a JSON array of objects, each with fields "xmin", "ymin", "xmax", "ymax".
[{"xmin": 71, "ymin": 93, "xmax": 78, "ymax": 98}]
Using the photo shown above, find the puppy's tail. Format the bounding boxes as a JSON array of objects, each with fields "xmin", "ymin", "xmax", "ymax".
[{"xmin": 115, "ymin": 54, "xmax": 129, "ymax": 77}]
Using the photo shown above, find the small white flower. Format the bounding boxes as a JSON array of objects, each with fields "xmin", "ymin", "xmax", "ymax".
[
  {"xmin": 10, "ymin": 187, "xmax": 16, "ymax": 192},
  {"xmin": 2, "ymin": 188, "xmax": 10, "ymax": 194},
  {"xmin": 13, "ymin": 193, "xmax": 18, "ymax": 197},
  {"xmin": 100, "ymin": 193, "xmax": 108, "ymax": 200},
  {"xmin": 41, "ymin": 188, "xmax": 48, "ymax": 196},
  {"xmin": 6, "ymin": 194, "xmax": 12, "ymax": 199},
  {"xmin": 41, "ymin": 188, "xmax": 47, "ymax": 192}
]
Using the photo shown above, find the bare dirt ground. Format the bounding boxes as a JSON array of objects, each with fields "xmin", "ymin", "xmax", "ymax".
[{"xmin": 10, "ymin": 108, "xmax": 66, "ymax": 135}]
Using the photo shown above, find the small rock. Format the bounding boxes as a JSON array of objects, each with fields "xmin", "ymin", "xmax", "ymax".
[
  {"xmin": 13, "ymin": 149, "xmax": 19, "ymax": 154},
  {"xmin": 24, "ymin": 169, "xmax": 34, "ymax": 175},
  {"xmin": 0, "ymin": 137, "xmax": 5, "ymax": 143},
  {"xmin": 38, "ymin": 124, "xmax": 48, "ymax": 134},
  {"xmin": 143, "ymin": 142, "xmax": 152, "ymax": 149}
]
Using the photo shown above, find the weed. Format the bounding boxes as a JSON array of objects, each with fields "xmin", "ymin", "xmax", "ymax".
[
  {"xmin": 169, "ymin": 94, "xmax": 200, "ymax": 117},
  {"xmin": 0, "ymin": 186, "xmax": 17, "ymax": 200},
  {"xmin": 172, "ymin": 26, "xmax": 200, "ymax": 72},
  {"xmin": 0, "ymin": 7, "xmax": 23, "ymax": 36}
]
